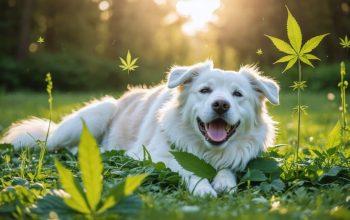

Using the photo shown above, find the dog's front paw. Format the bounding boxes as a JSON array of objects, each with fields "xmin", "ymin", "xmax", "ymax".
[
  {"xmin": 187, "ymin": 176, "xmax": 217, "ymax": 197},
  {"xmin": 211, "ymin": 169, "xmax": 237, "ymax": 194},
  {"xmin": 192, "ymin": 182, "xmax": 218, "ymax": 197}
]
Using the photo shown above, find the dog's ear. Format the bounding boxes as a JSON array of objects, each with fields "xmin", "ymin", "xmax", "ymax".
[
  {"xmin": 167, "ymin": 60, "xmax": 213, "ymax": 88},
  {"xmin": 241, "ymin": 66, "xmax": 280, "ymax": 105}
]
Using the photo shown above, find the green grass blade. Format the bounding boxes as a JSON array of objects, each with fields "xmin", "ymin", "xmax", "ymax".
[
  {"xmin": 300, "ymin": 34, "xmax": 329, "ymax": 54},
  {"xmin": 265, "ymin": 35, "xmax": 295, "ymax": 55},
  {"xmin": 170, "ymin": 151, "xmax": 216, "ymax": 181},
  {"xmin": 286, "ymin": 6, "xmax": 302, "ymax": 53},
  {"xmin": 54, "ymin": 159, "xmax": 91, "ymax": 213},
  {"xmin": 78, "ymin": 122, "xmax": 103, "ymax": 211}
]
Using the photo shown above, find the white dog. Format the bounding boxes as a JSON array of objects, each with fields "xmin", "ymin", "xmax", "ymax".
[{"xmin": 1, "ymin": 61, "xmax": 279, "ymax": 197}]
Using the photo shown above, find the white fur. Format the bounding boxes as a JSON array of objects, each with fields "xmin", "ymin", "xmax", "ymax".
[{"xmin": 1, "ymin": 61, "xmax": 279, "ymax": 197}]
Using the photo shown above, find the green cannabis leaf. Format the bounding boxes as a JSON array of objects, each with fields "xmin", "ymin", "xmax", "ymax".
[
  {"xmin": 124, "ymin": 174, "xmax": 148, "ymax": 196},
  {"xmin": 290, "ymin": 81, "xmax": 307, "ymax": 91},
  {"xmin": 55, "ymin": 122, "xmax": 147, "ymax": 216},
  {"xmin": 54, "ymin": 159, "xmax": 90, "ymax": 214},
  {"xmin": 293, "ymin": 105, "xmax": 308, "ymax": 115},
  {"xmin": 37, "ymin": 36, "xmax": 45, "ymax": 44},
  {"xmin": 265, "ymin": 6, "xmax": 329, "ymax": 72},
  {"xmin": 256, "ymin": 48, "xmax": 263, "ymax": 55},
  {"xmin": 78, "ymin": 121, "xmax": 103, "ymax": 211},
  {"xmin": 170, "ymin": 151, "xmax": 216, "ymax": 181},
  {"xmin": 339, "ymin": 35, "xmax": 350, "ymax": 48},
  {"xmin": 97, "ymin": 174, "xmax": 148, "ymax": 214},
  {"xmin": 119, "ymin": 50, "xmax": 139, "ymax": 74},
  {"xmin": 265, "ymin": 6, "xmax": 328, "ymax": 174}
]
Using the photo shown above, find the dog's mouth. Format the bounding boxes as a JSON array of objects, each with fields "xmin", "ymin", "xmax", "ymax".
[{"xmin": 197, "ymin": 117, "xmax": 240, "ymax": 145}]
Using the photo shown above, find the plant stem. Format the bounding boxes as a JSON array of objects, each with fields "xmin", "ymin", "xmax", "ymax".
[
  {"xmin": 34, "ymin": 73, "xmax": 53, "ymax": 180},
  {"xmin": 296, "ymin": 59, "xmax": 302, "ymax": 172},
  {"xmin": 340, "ymin": 62, "xmax": 347, "ymax": 145}
]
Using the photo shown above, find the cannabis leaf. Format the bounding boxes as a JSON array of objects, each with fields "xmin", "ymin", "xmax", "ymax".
[
  {"xmin": 54, "ymin": 159, "xmax": 90, "ymax": 214},
  {"xmin": 256, "ymin": 48, "xmax": 263, "ymax": 55},
  {"xmin": 119, "ymin": 50, "xmax": 139, "ymax": 74},
  {"xmin": 265, "ymin": 6, "xmax": 329, "ymax": 174},
  {"xmin": 339, "ymin": 35, "xmax": 350, "ymax": 48},
  {"xmin": 293, "ymin": 105, "xmax": 308, "ymax": 115},
  {"xmin": 78, "ymin": 121, "xmax": 103, "ymax": 211},
  {"xmin": 37, "ymin": 36, "xmax": 45, "ymax": 44},
  {"xmin": 290, "ymin": 81, "xmax": 307, "ymax": 91},
  {"xmin": 97, "ymin": 174, "xmax": 148, "ymax": 214},
  {"xmin": 265, "ymin": 6, "xmax": 329, "ymax": 72},
  {"xmin": 54, "ymin": 122, "xmax": 147, "ymax": 216}
]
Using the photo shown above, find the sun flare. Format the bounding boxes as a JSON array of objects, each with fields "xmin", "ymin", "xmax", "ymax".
[{"xmin": 175, "ymin": 0, "xmax": 221, "ymax": 36}]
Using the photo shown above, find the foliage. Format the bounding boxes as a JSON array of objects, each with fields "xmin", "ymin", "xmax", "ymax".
[
  {"xmin": 170, "ymin": 151, "xmax": 217, "ymax": 181},
  {"xmin": 1, "ymin": 0, "xmax": 349, "ymax": 92},
  {"xmin": 51, "ymin": 122, "xmax": 147, "ymax": 217},
  {"xmin": 36, "ymin": 37, "xmax": 45, "ymax": 44},
  {"xmin": 0, "ymin": 139, "xmax": 349, "ymax": 219},
  {"xmin": 33, "ymin": 73, "xmax": 53, "ymax": 180},
  {"xmin": 0, "ymin": 52, "xmax": 129, "ymax": 91},
  {"xmin": 265, "ymin": 6, "xmax": 328, "ymax": 72},
  {"xmin": 265, "ymin": 6, "xmax": 328, "ymax": 172},
  {"xmin": 0, "ymin": 2, "xmax": 350, "ymax": 219},
  {"xmin": 119, "ymin": 50, "xmax": 139, "ymax": 74},
  {"xmin": 339, "ymin": 62, "xmax": 348, "ymax": 143},
  {"xmin": 339, "ymin": 35, "xmax": 350, "ymax": 49}
]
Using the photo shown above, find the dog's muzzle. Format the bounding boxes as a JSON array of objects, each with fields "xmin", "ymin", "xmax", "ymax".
[{"xmin": 197, "ymin": 117, "xmax": 240, "ymax": 145}]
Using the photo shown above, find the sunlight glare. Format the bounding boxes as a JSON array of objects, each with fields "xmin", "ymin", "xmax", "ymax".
[
  {"xmin": 176, "ymin": 0, "xmax": 221, "ymax": 36},
  {"xmin": 99, "ymin": 1, "xmax": 110, "ymax": 11}
]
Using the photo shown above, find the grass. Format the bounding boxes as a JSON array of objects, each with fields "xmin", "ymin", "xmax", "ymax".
[{"xmin": 0, "ymin": 91, "xmax": 349, "ymax": 219}]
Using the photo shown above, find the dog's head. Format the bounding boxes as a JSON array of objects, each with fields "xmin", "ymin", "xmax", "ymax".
[{"xmin": 167, "ymin": 60, "xmax": 279, "ymax": 150}]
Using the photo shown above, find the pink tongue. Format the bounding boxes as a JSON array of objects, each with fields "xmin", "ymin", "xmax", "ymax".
[{"xmin": 207, "ymin": 120, "xmax": 227, "ymax": 142}]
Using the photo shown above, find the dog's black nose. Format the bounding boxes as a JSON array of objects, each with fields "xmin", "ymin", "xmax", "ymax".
[{"xmin": 212, "ymin": 100, "xmax": 230, "ymax": 114}]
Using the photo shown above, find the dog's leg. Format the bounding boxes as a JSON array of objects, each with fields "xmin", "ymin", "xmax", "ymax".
[
  {"xmin": 47, "ymin": 98, "xmax": 117, "ymax": 150},
  {"xmin": 166, "ymin": 159, "xmax": 218, "ymax": 197},
  {"xmin": 211, "ymin": 169, "xmax": 237, "ymax": 194}
]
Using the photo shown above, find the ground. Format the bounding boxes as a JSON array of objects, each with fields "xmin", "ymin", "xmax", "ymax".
[{"xmin": 0, "ymin": 91, "xmax": 349, "ymax": 220}]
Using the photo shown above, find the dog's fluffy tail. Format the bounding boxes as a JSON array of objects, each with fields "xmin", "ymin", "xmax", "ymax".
[
  {"xmin": 1, "ymin": 117, "xmax": 57, "ymax": 150},
  {"xmin": 1, "ymin": 96, "xmax": 118, "ymax": 151}
]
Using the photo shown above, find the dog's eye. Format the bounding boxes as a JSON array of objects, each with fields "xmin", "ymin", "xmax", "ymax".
[
  {"xmin": 233, "ymin": 91, "xmax": 243, "ymax": 97},
  {"xmin": 199, "ymin": 87, "xmax": 212, "ymax": 94}
]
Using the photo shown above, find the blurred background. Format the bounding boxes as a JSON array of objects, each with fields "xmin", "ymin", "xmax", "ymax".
[{"xmin": 0, "ymin": 0, "xmax": 349, "ymax": 92}]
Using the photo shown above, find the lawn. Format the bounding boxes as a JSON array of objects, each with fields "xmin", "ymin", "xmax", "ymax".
[{"xmin": 0, "ymin": 91, "xmax": 349, "ymax": 220}]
